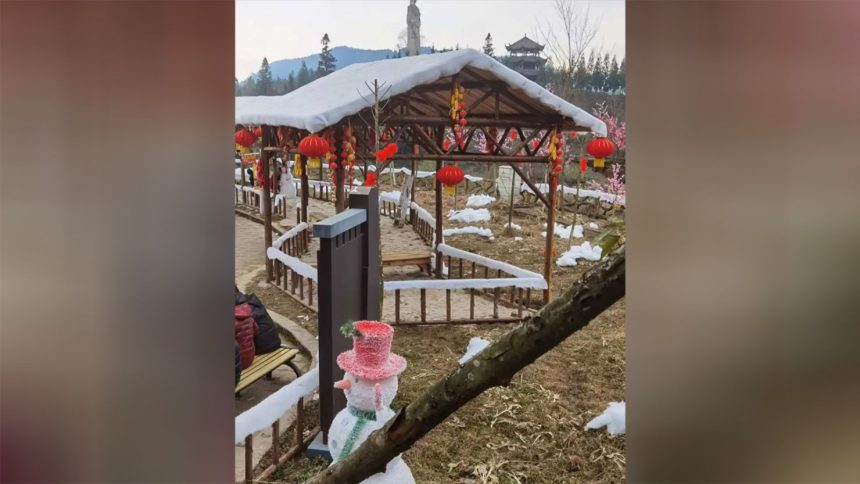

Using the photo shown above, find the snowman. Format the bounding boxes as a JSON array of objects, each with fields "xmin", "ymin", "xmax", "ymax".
[{"xmin": 328, "ymin": 321, "xmax": 415, "ymax": 484}]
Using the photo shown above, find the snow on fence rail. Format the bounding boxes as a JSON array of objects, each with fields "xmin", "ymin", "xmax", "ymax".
[
  {"xmin": 235, "ymin": 366, "xmax": 319, "ymax": 444},
  {"xmin": 521, "ymin": 182, "xmax": 625, "ymax": 206},
  {"xmin": 378, "ymin": 201, "xmax": 545, "ymax": 325},
  {"xmin": 266, "ymin": 222, "xmax": 317, "ymax": 308},
  {"xmin": 234, "ymin": 365, "xmax": 321, "ymax": 483}
]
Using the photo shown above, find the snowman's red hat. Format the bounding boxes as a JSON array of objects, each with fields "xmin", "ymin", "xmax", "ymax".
[{"xmin": 337, "ymin": 321, "xmax": 406, "ymax": 380}]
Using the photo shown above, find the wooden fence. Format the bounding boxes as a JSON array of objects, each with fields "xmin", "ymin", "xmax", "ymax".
[{"xmin": 267, "ymin": 223, "xmax": 316, "ymax": 309}]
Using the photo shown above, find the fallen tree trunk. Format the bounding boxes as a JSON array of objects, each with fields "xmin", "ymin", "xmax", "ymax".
[{"xmin": 305, "ymin": 247, "xmax": 626, "ymax": 484}]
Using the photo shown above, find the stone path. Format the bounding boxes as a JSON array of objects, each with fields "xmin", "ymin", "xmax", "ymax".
[{"xmin": 235, "ymin": 215, "xmax": 265, "ymax": 278}]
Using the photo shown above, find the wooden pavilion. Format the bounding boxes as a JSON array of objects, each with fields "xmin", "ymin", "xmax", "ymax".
[{"xmin": 235, "ymin": 49, "xmax": 606, "ymax": 302}]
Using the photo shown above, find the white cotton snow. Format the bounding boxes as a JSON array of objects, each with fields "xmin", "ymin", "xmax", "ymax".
[
  {"xmin": 588, "ymin": 222, "xmax": 599, "ymax": 230},
  {"xmin": 465, "ymin": 194, "xmax": 496, "ymax": 208},
  {"xmin": 235, "ymin": 49, "xmax": 606, "ymax": 136},
  {"xmin": 557, "ymin": 241, "xmax": 602, "ymax": 267},
  {"xmin": 585, "ymin": 401, "xmax": 625, "ymax": 436},
  {"xmin": 458, "ymin": 337, "xmax": 491, "ymax": 365},
  {"xmin": 504, "ymin": 222, "xmax": 522, "ymax": 231},
  {"xmin": 447, "ymin": 208, "xmax": 491, "ymax": 223},
  {"xmin": 541, "ymin": 223, "xmax": 583, "ymax": 239},
  {"xmin": 443, "ymin": 226, "xmax": 494, "ymax": 239},
  {"xmin": 235, "ymin": 367, "xmax": 320, "ymax": 443}
]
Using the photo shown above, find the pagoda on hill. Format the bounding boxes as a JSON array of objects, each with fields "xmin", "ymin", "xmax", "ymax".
[{"xmin": 504, "ymin": 35, "xmax": 547, "ymax": 81}]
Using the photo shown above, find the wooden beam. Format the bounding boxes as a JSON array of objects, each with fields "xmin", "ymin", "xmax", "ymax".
[
  {"xmin": 388, "ymin": 153, "xmax": 548, "ymax": 163},
  {"xmin": 508, "ymin": 162, "xmax": 550, "ymax": 208},
  {"xmin": 468, "ymin": 87, "xmax": 496, "ymax": 113},
  {"xmin": 387, "ymin": 115, "xmax": 563, "ymax": 129},
  {"xmin": 409, "ymin": 123, "xmax": 445, "ymax": 155},
  {"xmin": 411, "ymin": 92, "xmax": 449, "ymax": 117}
]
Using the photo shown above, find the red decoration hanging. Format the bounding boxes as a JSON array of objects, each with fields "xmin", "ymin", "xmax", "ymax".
[
  {"xmin": 443, "ymin": 138, "xmax": 450, "ymax": 151},
  {"xmin": 436, "ymin": 164, "xmax": 465, "ymax": 187},
  {"xmin": 297, "ymin": 134, "xmax": 330, "ymax": 158},
  {"xmin": 363, "ymin": 172, "xmax": 378, "ymax": 187},
  {"xmin": 510, "ymin": 131, "xmax": 517, "ymax": 140},
  {"xmin": 375, "ymin": 143, "xmax": 398, "ymax": 162},
  {"xmin": 586, "ymin": 137, "xmax": 615, "ymax": 168},
  {"xmin": 580, "ymin": 157, "xmax": 588, "ymax": 173},
  {"xmin": 235, "ymin": 129, "xmax": 256, "ymax": 148},
  {"xmin": 254, "ymin": 126, "xmax": 262, "ymax": 139}
]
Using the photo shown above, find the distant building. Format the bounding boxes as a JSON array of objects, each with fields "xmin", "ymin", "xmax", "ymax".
[{"xmin": 504, "ymin": 35, "xmax": 547, "ymax": 81}]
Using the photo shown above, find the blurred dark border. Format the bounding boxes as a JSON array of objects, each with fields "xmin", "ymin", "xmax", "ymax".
[
  {"xmin": 3, "ymin": 1, "xmax": 860, "ymax": 483},
  {"xmin": 627, "ymin": 1, "xmax": 860, "ymax": 482},
  {"xmin": 1, "ymin": 1, "xmax": 235, "ymax": 482}
]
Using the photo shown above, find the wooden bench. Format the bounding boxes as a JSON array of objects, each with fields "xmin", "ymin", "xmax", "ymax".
[
  {"xmin": 382, "ymin": 251, "xmax": 432, "ymax": 275},
  {"xmin": 236, "ymin": 346, "xmax": 302, "ymax": 396}
]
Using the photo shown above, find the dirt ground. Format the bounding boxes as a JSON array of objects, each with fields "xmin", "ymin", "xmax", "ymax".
[{"xmin": 240, "ymin": 177, "xmax": 626, "ymax": 483}]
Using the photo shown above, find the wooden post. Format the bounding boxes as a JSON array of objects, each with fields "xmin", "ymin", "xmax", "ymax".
[
  {"xmin": 348, "ymin": 187, "xmax": 381, "ymax": 320},
  {"xmin": 411, "ymin": 144, "xmax": 418, "ymax": 206},
  {"xmin": 543, "ymin": 157, "xmax": 557, "ymax": 304},
  {"xmin": 434, "ymin": 128, "xmax": 444, "ymax": 278},
  {"xmin": 301, "ymin": 155, "xmax": 309, "ymax": 223},
  {"xmin": 261, "ymin": 126, "xmax": 274, "ymax": 282}
]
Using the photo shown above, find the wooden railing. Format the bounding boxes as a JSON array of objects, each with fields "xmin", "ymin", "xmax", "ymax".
[
  {"xmin": 383, "ymin": 243, "xmax": 545, "ymax": 326},
  {"xmin": 235, "ymin": 367, "xmax": 321, "ymax": 484},
  {"xmin": 267, "ymin": 223, "xmax": 317, "ymax": 309}
]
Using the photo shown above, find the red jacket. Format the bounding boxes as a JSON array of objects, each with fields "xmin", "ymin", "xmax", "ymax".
[{"xmin": 234, "ymin": 303, "xmax": 258, "ymax": 370}]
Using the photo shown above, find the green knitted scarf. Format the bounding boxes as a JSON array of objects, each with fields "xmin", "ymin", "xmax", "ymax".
[{"xmin": 336, "ymin": 405, "xmax": 377, "ymax": 462}]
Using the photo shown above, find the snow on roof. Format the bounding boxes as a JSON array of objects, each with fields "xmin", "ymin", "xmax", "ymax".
[{"xmin": 236, "ymin": 49, "xmax": 606, "ymax": 136}]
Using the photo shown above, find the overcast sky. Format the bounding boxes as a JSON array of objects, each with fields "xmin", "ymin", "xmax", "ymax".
[{"xmin": 236, "ymin": 0, "xmax": 624, "ymax": 79}]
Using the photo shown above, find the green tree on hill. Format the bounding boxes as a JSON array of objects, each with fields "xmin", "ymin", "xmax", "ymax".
[
  {"xmin": 483, "ymin": 33, "xmax": 495, "ymax": 57},
  {"xmin": 297, "ymin": 60, "xmax": 311, "ymax": 87},
  {"xmin": 317, "ymin": 33, "xmax": 337, "ymax": 76},
  {"xmin": 257, "ymin": 57, "xmax": 273, "ymax": 95}
]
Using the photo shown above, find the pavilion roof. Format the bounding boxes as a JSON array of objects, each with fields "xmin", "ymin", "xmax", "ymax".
[
  {"xmin": 235, "ymin": 49, "xmax": 605, "ymax": 136},
  {"xmin": 505, "ymin": 36, "xmax": 545, "ymax": 52}
]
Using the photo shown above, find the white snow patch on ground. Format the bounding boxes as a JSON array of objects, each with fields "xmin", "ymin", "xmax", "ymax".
[
  {"xmin": 466, "ymin": 194, "xmax": 496, "ymax": 208},
  {"xmin": 447, "ymin": 208, "xmax": 491, "ymax": 223},
  {"xmin": 585, "ymin": 401, "xmax": 625, "ymax": 436},
  {"xmin": 557, "ymin": 241, "xmax": 602, "ymax": 266},
  {"xmin": 459, "ymin": 337, "xmax": 491, "ymax": 365},
  {"xmin": 514, "ymin": 236, "xmax": 523, "ymax": 241},
  {"xmin": 504, "ymin": 222, "xmax": 522, "ymax": 231},
  {"xmin": 587, "ymin": 222, "xmax": 599, "ymax": 230},
  {"xmin": 541, "ymin": 223, "xmax": 583, "ymax": 239},
  {"xmin": 443, "ymin": 226, "xmax": 494, "ymax": 239}
]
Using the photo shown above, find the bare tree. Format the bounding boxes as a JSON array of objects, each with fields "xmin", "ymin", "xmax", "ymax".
[{"xmin": 537, "ymin": 0, "xmax": 601, "ymax": 76}]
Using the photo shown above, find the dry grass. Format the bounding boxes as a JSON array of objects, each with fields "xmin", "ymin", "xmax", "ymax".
[{"xmin": 244, "ymin": 180, "xmax": 625, "ymax": 483}]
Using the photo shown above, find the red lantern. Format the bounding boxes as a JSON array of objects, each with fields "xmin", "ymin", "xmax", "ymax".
[
  {"xmin": 586, "ymin": 137, "xmax": 615, "ymax": 169},
  {"xmin": 436, "ymin": 164, "xmax": 464, "ymax": 196},
  {"xmin": 254, "ymin": 126, "xmax": 262, "ymax": 139},
  {"xmin": 510, "ymin": 131, "xmax": 517, "ymax": 140},
  {"xmin": 235, "ymin": 129, "xmax": 256, "ymax": 148},
  {"xmin": 298, "ymin": 134, "xmax": 330, "ymax": 158}
]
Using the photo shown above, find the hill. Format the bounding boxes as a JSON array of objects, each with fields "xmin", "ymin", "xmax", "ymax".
[{"xmin": 244, "ymin": 45, "xmax": 433, "ymax": 82}]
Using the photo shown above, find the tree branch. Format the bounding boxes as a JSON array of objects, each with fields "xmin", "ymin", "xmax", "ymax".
[{"xmin": 305, "ymin": 247, "xmax": 626, "ymax": 484}]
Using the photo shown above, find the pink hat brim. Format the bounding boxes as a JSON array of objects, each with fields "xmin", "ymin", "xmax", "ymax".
[{"xmin": 336, "ymin": 351, "xmax": 407, "ymax": 380}]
